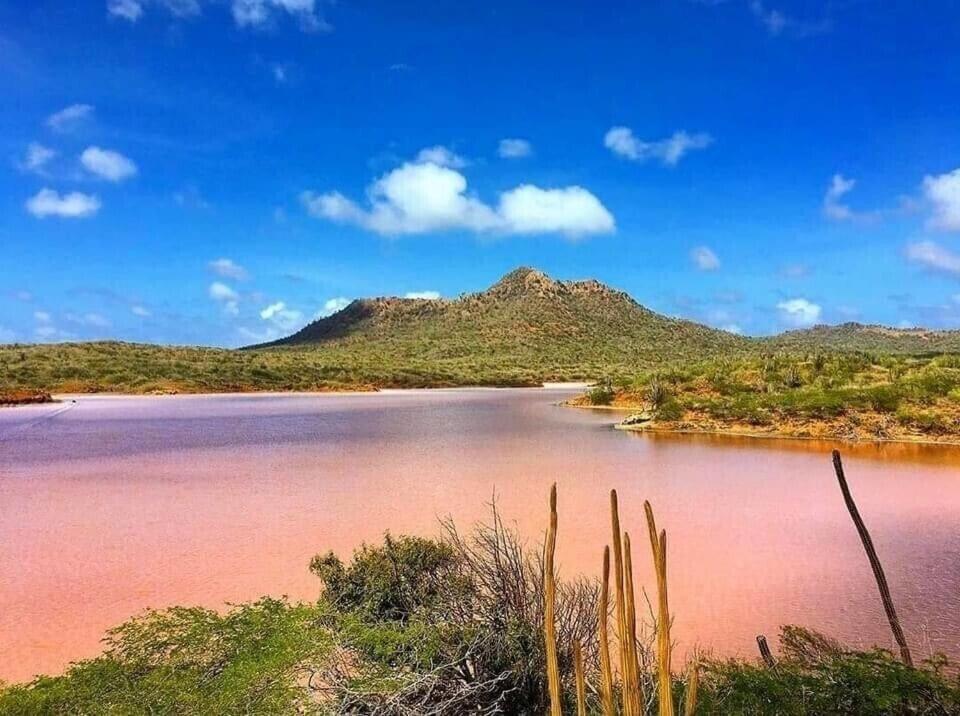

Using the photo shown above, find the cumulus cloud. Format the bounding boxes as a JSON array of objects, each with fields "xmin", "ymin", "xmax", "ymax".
[
  {"xmin": 690, "ymin": 246, "xmax": 720, "ymax": 271},
  {"xmin": 405, "ymin": 291, "xmax": 441, "ymax": 300},
  {"xmin": 905, "ymin": 240, "xmax": 960, "ymax": 276},
  {"xmin": 498, "ymin": 138, "xmax": 532, "ymax": 159},
  {"xmin": 46, "ymin": 104, "xmax": 94, "ymax": 132},
  {"xmin": 777, "ymin": 298, "xmax": 822, "ymax": 327},
  {"xmin": 81, "ymin": 146, "xmax": 138, "ymax": 182},
  {"xmin": 415, "ymin": 145, "xmax": 467, "ymax": 169},
  {"xmin": 208, "ymin": 258, "xmax": 249, "ymax": 281},
  {"xmin": 209, "ymin": 281, "xmax": 240, "ymax": 315},
  {"xmin": 302, "ymin": 152, "xmax": 614, "ymax": 238},
  {"xmin": 131, "ymin": 305, "xmax": 151, "ymax": 317},
  {"xmin": 923, "ymin": 169, "xmax": 960, "ymax": 232},
  {"xmin": 20, "ymin": 143, "xmax": 56, "ymax": 174},
  {"xmin": 26, "ymin": 188, "xmax": 101, "ymax": 219},
  {"xmin": 604, "ymin": 126, "xmax": 712, "ymax": 166}
]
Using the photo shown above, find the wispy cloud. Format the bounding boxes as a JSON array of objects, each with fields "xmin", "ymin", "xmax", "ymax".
[
  {"xmin": 604, "ymin": 127, "xmax": 712, "ymax": 166},
  {"xmin": 302, "ymin": 149, "xmax": 615, "ymax": 238},
  {"xmin": 318, "ymin": 297, "xmax": 350, "ymax": 316},
  {"xmin": 46, "ymin": 103, "xmax": 94, "ymax": 132},
  {"xmin": 749, "ymin": 1, "xmax": 831, "ymax": 37},
  {"xmin": 19, "ymin": 143, "xmax": 56, "ymax": 174},
  {"xmin": 208, "ymin": 258, "xmax": 249, "ymax": 281},
  {"xmin": 498, "ymin": 138, "xmax": 532, "ymax": 159},
  {"xmin": 905, "ymin": 240, "xmax": 960, "ymax": 276},
  {"xmin": 209, "ymin": 281, "xmax": 240, "ymax": 315},
  {"xmin": 26, "ymin": 188, "xmax": 101, "ymax": 219},
  {"xmin": 690, "ymin": 246, "xmax": 720, "ymax": 271}
]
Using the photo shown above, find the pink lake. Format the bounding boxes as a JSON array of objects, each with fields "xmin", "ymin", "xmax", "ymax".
[{"xmin": 2, "ymin": 388, "xmax": 960, "ymax": 683}]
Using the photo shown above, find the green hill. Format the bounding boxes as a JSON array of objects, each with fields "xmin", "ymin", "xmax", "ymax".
[
  {"xmin": 5, "ymin": 267, "xmax": 960, "ymax": 394},
  {"xmin": 255, "ymin": 266, "xmax": 747, "ymax": 373}
]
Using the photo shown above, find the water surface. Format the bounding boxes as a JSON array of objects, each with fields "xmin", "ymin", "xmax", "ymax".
[{"xmin": 2, "ymin": 389, "xmax": 960, "ymax": 682}]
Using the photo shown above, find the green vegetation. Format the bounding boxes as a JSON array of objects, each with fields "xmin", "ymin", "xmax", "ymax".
[
  {"xmin": 6, "ymin": 269, "xmax": 960, "ymax": 397},
  {"xmin": 3, "ymin": 519, "xmax": 958, "ymax": 714},
  {"xmin": 583, "ymin": 352, "xmax": 960, "ymax": 441}
]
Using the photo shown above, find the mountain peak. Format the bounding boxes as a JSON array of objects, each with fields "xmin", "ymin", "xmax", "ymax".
[{"xmin": 489, "ymin": 266, "xmax": 556, "ymax": 294}]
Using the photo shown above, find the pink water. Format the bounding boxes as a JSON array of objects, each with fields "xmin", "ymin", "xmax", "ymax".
[{"xmin": 2, "ymin": 389, "xmax": 960, "ymax": 683}]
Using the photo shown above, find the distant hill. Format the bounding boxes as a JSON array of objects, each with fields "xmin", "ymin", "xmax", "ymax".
[
  {"xmin": 766, "ymin": 322, "xmax": 960, "ymax": 354},
  {"xmin": 7, "ymin": 268, "xmax": 960, "ymax": 395},
  {"xmin": 255, "ymin": 267, "xmax": 747, "ymax": 374},
  {"xmin": 262, "ymin": 268, "xmax": 960, "ymax": 365}
]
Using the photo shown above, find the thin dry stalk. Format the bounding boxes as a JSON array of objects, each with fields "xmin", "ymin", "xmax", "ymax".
[
  {"xmin": 544, "ymin": 484, "xmax": 563, "ymax": 715},
  {"xmin": 832, "ymin": 450, "xmax": 913, "ymax": 667},
  {"xmin": 574, "ymin": 641, "xmax": 588, "ymax": 716},
  {"xmin": 645, "ymin": 501, "xmax": 673, "ymax": 716},
  {"xmin": 622, "ymin": 532, "xmax": 643, "ymax": 715},
  {"xmin": 598, "ymin": 546, "xmax": 617, "ymax": 716},
  {"xmin": 610, "ymin": 490, "xmax": 633, "ymax": 716},
  {"xmin": 683, "ymin": 657, "xmax": 699, "ymax": 716}
]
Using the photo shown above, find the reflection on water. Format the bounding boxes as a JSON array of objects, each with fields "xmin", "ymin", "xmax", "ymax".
[{"xmin": 2, "ymin": 389, "xmax": 960, "ymax": 682}]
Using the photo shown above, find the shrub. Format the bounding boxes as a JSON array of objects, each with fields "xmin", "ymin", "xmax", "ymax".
[{"xmin": 586, "ymin": 380, "xmax": 615, "ymax": 405}]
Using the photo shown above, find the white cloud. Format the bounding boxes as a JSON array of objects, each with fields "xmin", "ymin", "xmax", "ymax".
[
  {"xmin": 497, "ymin": 185, "xmax": 614, "ymax": 237},
  {"xmin": 415, "ymin": 145, "xmax": 467, "ymax": 169},
  {"xmin": 748, "ymin": 0, "xmax": 829, "ymax": 37},
  {"xmin": 498, "ymin": 138, "xmax": 532, "ymax": 159},
  {"xmin": 208, "ymin": 258, "xmax": 249, "ymax": 281},
  {"xmin": 81, "ymin": 146, "xmax": 138, "ymax": 182},
  {"xmin": 318, "ymin": 297, "xmax": 350, "ymax": 317},
  {"xmin": 20, "ymin": 143, "xmax": 56, "ymax": 174},
  {"xmin": 822, "ymin": 173, "xmax": 880, "ymax": 223},
  {"xmin": 209, "ymin": 281, "xmax": 240, "ymax": 315},
  {"xmin": 107, "ymin": 0, "xmax": 200, "ymax": 21},
  {"xmin": 272, "ymin": 63, "xmax": 288, "ymax": 83},
  {"xmin": 302, "ymin": 153, "xmax": 614, "ymax": 239},
  {"xmin": 777, "ymin": 298, "xmax": 822, "ymax": 327},
  {"xmin": 232, "ymin": 0, "xmax": 330, "ymax": 31},
  {"xmin": 721, "ymin": 324, "xmax": 743, "ymax": 335},
  {"xmin": 604, "ymin": 126, "xmax": 712, "ymax": 166},
  {"xmin": 34, "ymin": 311, "xmax": 52, "ymax": 323},
  {"xmin": 26, "ymin": 188, "xmax": 101, "ymax": 219},
  {"xmin": 66, "ymin": 312, "xmax": 111, "ymax": 328},
  {"xmin": 405, "ymin": 291, "xmax": 441, "ymax": 300},
  {"xmin": 905, "ymin": 240, "xmax": 960, "ymax": 276},
  {"xmin": 923, "ymin": 169, "xmax": 960, "ymax": 232},
  {"xmin": 107, "ymin": 0, "xmax": 144, "ymax": 20},
  {"xmin": 131, "ymin": 305, "xmax": 151, "ymax": 317},
  {"xmin": 690, "ymin": 246, "xmax": 720, "ymax": 271},
  {"xmin": 46, "ymin": 104, "xmax": 94, "ymax": 132},
  {"xmin": 259, "ymin": 300, "xmax": 303, "ymax": 329}
]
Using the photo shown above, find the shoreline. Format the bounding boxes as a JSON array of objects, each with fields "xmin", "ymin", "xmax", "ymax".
[{"xmin": 562, "ymin": 401, "xmax": 960, "ymax": 448}]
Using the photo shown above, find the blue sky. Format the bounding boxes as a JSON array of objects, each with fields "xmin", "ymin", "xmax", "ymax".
[{"xmin": 2, "ymin": 0, "xmax": 960, "ymax": 346}]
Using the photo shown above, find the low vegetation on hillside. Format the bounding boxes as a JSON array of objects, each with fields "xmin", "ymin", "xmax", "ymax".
[
  {"xmin": 7, "ymin": 269, "xmax": 960, "ymax": 399},
  {"xmin": 575, "ymin": 352, "xmax": 960, "ymax": 442}
]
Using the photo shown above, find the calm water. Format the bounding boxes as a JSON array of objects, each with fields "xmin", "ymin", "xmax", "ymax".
[{"xmin": 2, "ymin": 388, "xmax": 960, "ymax": 682}]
